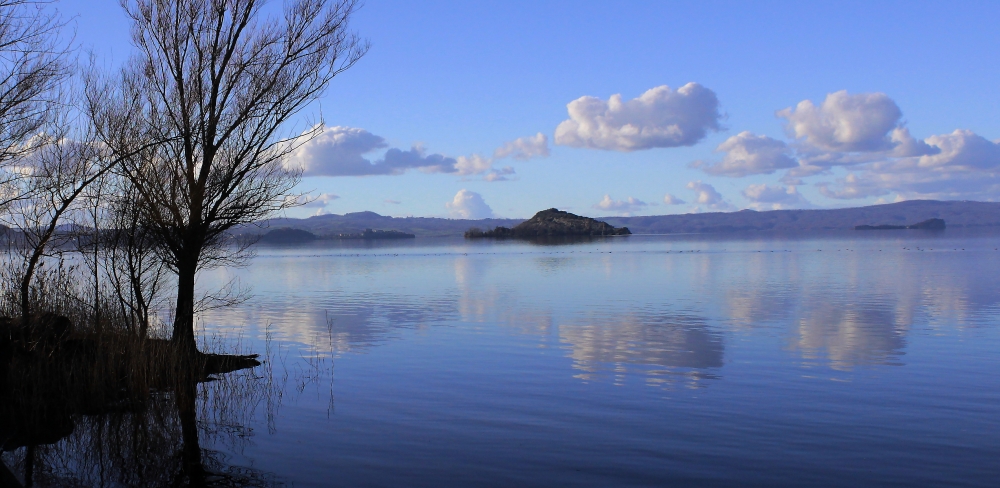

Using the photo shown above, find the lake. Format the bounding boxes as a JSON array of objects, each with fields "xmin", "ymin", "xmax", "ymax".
[{"xmin": 10, "ymin": 230, "xmax": 1000, "ymax": 486}]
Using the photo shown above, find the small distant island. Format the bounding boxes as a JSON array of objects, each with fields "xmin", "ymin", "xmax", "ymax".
[
  {"xmin": 259, "ymin": 227, "xmax": 414, "ymax": 243},
  {"xmin": 260, "ymin": 227, "xmax": 318, "ymax": 243},
  {"xmin": 335, "ymin": 228, "xmax": 415, "ymax": 239},
  {"xmin": 855, "ymin": 218, "xmax": 946, "ymax": 231},
  {"xmin": 465, "ymin": 208, "xmax": 631, "ymax": 238}
]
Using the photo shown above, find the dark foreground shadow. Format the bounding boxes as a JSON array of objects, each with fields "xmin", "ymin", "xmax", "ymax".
[{"xmin": 0, "ymin": 330, "xmax": 278, "ymax": 487}]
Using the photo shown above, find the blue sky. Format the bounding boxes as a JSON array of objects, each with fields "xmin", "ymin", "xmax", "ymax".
[{"xmin": 61, "ymin": 0, "xmax": 1000, "ymax": 219}]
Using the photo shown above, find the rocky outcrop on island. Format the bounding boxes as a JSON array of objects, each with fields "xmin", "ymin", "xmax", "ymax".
[
  {"xmin": 855, "ymin": 218, "xmax": 946, "ymax": 230},
  {"xmin": 465, "ymin": 208, "xmax": 631, "ymax": 238},
  {"xmin": 334, "ymin": 228, "xmax": 415, "ymax": 239}
]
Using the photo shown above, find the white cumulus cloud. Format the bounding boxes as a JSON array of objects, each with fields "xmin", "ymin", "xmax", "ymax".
[
  {"xmin": 454, "ymin": 154, "xmax": 493, "ymax": 175},
  {"xmin": 816, "ymin": 173, "xmax": 891, "ymax": 200},
  {"xmin": 301, "ymin": 192, "xmax": 340, "ymax": 207},
  {"xmin": 382, "ymin": 145, "xmax": 459, "ymax": 174},
  {"xmin": 284, "ymin": 126, "xmax": 387, "ymax": 176},
  {"xmin": 285, "ymin": 125, "xmax": 503, "ymax": 177},
  {"xmin": 494, "ymin": 133, "xmax": 550, "ymax": 160},
  {"xmin": 554, "ymin": 83, "xmax": 722, "ymax": 152},
  {"xmin": 778, "ymin": 90, "xmax": 903, "ymax": 153},
  {"xmin": 692, "ymin": 131, "xmax": 797, "ymax": 177},
  {"xmin": 483, "ymin": 166, "xmax": 515, "ymax": 182},
  {"xmin": 285, "ymin": 192, "xmax": 340, "ymax": 216},
  {"xmin": 775, "ymin": 91, "xmax": 937, "ymax": 174},
  {"xmin": 678, "ymin": 90, "xmax": 1000, "ymax": 202},
  {"xmin": 663, "ymin": 193, "xmax": 685, "ymax": 205},
  {"xmin": 686, "ymin": 181, "xmax": 735, "ymax": 212},
  {"xmin": 873, "ymin": 194, "xmax": 908, "ymax": 205},
  {"xmin": 742, "ymin": 184, "xmax": 812, "ymax": 210},
  {"xmin": 285, "ymin": 192, "xmax": 339, "ymax": 207},
  {"xmin": 446, "ymin": 189, "xmax": 495, "ymax": 219},
  {"xmin": 593, "ymin": 195, "xmax": 649, "ymax": 215},
  {"xmin": 820, "ymin": 130, "xmax": 1000, "ymax": 200},
  {"xmin": 889, "ymin": 127, "xmax": 939, "ymax": 158},
  {"xmin": 905, "ymin": 129, "xmax": 1000, "ymax": 171}
]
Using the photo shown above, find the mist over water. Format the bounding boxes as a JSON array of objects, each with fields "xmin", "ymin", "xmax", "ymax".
[{"xmin": 77, "ymin": 231, "xmax": 1000, "ymax": 485}]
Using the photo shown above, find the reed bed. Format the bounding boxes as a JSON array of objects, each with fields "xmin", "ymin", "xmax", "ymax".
[{"xmin": 0, "ymin": 254, "xmax": 275, "ymax": 487}]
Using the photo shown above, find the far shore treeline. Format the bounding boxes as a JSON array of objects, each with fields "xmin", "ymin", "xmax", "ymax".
[{"xmin": 247, "ymin": 200, "xmax": 990, "ymax": 238}]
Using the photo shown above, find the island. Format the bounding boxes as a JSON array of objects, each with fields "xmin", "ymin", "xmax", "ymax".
[
  {"xmin": 465, "ymin": 208, "xmax": 631, "ymax": 238},
  {"xmin": 855, "ymin": 218, "xmax": 946, "ymax": 230},
  {"xmin": 334, "ymin": 228, "xmax": 415, "ymax": 239},
  {"xmin": 259, "ymin": 227, "xmax": 318, "ymax": 243},
  {"xmin": 258, "ymin": 227, "xmax": 415, "ymax": 243}
]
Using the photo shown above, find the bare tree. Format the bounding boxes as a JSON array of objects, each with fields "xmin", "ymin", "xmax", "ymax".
[
  {"xmin": 75, "ymin": 169, "xmax": 110, "ymax": 331},
  {"xmin": 6, "ymin": 127, "xmax": 104, "ymax": 327},
  {"xmin": 101, "ymin": 177, "xmax": 168, "ymax": 338},
  {"xmin": 93, "ymin": 0, "xmax": 367, "ymax": 352},
  {"xmin": 0, "ymin": 0, "xmax": 75, "ymax": 328},
  {"xmin": 0, "ymin": 0, "xmax": 71, "ymax": 210},
  {"xmin": 4, "ymin": 101, "xmax": 159, "ymax": 329}
]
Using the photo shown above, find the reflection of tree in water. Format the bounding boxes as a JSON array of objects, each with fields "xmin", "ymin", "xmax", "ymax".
[
  {"xmin": 1, "ymin": 356, "xmax": 281, "ymax": 486},
  {"xmin": 559, "ymin": 313, "xmax": 723, "ymax": 388}
]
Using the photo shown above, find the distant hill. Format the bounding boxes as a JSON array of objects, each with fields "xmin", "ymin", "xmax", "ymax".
[
  {"xmin": 247, "ymin": 211, "xmax": 523, "ymax": 238},
  {"xmin": 245, "ymin": 200, "xmax": 1000, "ymax": 238},
  {"xmin": 602, "ymin": 200, "xmax": 1000, "ymax": 234}
]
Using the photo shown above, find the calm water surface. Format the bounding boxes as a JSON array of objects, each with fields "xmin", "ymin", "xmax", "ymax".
[{"xmin": 190, "ymin": 231, "xmax": 996, "ymax": 485}]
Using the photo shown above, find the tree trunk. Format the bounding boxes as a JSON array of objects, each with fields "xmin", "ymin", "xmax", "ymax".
[
  {"xmin": 131, "ymin": 250, "xmax": 149, "ymax": 339},
  {"xmin": 172, "ymin": 257, "xmax": 198, "ymax": 352},
  {"xmin": 20, "ymin": 250, "xmax": 42, "ymax": 329}
]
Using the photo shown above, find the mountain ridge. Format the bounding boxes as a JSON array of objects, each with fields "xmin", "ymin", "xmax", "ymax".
[{"xmin": 244, "ymin": 200, "xmax": 1000, "ymax": 237}]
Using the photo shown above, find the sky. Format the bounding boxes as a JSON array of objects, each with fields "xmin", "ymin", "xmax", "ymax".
[{"xmin": 59, "ymin": 0, "xmax": 1000, "ymax": 219}]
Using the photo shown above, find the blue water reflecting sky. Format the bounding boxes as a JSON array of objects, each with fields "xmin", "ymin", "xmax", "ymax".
[{"xmin": 198, "ymin": 230, "xmax": 1000, "ymax": 486}]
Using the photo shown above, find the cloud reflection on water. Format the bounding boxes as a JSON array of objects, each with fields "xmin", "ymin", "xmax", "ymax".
[
  {"xmin": 454, "ymin": 254, "xmax": 724, "ymax": 387},
  {"xmin": 201, "ymin": 237, "xmax": 1000, "ymax": 383},
  {"xmin": 793, "ymin": 301, "xmax": 907, "ymax": 370},
  {"xmin": 203, "ymin": 292, "xmax": 458, "ymax": 356},
  {"xmin": 558, "ymin": 313, "xmax": 723, "ymax": 387}
]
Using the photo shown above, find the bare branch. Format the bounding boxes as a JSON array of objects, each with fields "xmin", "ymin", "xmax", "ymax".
[{"xmin": 96, "ymin": 0, "xmax": 367, "ymax": 348}]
